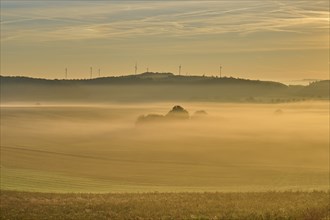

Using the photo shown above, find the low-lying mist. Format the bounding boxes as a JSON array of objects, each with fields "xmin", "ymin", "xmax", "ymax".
[{"xmin": 1, "ymin": 101, "xmax": 329, "ymax": 192}]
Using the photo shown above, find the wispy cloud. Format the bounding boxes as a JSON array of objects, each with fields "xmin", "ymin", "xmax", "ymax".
[{"xmin": 1, "ymin": 0, "xmax": 328, "ymax": 47}]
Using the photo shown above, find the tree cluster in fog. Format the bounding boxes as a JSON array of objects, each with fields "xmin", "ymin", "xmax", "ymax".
[{"xmin": 136, "ymin": 105, "xmax": 207, "ymax": 125}]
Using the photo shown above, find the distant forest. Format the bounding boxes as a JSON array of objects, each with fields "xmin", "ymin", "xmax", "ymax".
[{"xmin": 1, "ymin": 72, "xmax": 329, "ymax": 103}]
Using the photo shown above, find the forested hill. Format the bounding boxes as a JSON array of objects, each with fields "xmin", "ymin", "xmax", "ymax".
[
  {"xmin": 1, "ymin": 72, "xmax": 285, "ymax": 87},
  {"xmin": 1, "ymin": 73, "xmax": 329, "ymax": 103}
]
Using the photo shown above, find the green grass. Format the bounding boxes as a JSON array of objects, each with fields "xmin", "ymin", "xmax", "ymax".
[{"xmin": 1, "ymin": 190, "xmax": 329, "ymax": 220}]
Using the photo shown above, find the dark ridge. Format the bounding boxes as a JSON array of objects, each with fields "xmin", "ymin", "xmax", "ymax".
[
  {"xmin": 0, "ymin": 73, "xmax": 287, "ymax": 88},
  {"xmin": 1, "ymin": 74, "xmax": 328, "ymax": 103}
]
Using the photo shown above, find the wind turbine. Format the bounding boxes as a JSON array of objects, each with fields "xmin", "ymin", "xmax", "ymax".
[
  {"xmin": 219, "ymin": 65, "xmax": 222, "ymax": 78},
  {"xmin": 135, "ymin": 63, "xmax": 138, "ymax": 74},
  {"xmin": 179, "ymin": 65, "xmax": 182, "ymax": 75},
  {"xmin": 90, "ymin": 67, "xmax": 93, "ymax": 79}
]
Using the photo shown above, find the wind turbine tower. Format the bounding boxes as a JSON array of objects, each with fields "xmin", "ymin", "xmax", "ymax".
[
  {"xmin": 219, "ymin": 65, "xmax": 222, "ymax": 78},
  {"xmin": 65, "ymin": 68, "xmax": 67, "ymax": 79},
  {"xmin": 90, "ymin": 67, "xmax": 93, "ymax": 79},
  {"xmin": 98, "ymin": 68, "xmax": 101, "ymax": 77},
  {"xmin": 135, "ymin": 63, "xmax": 138, "ymax": 74},
  {"xmin": 179, "ymin": 65, "xmax": 182, "ymax": 75}
]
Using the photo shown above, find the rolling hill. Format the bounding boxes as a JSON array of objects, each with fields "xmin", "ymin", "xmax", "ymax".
[{"xmin": 1, "ymin": 73, "xmax": 329, "ymax": 103}]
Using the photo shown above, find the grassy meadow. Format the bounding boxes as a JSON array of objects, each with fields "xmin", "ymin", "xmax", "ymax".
[
  {"xmin": 0, "ymin": 101, "xmax": 329, "ymax": 193},
  {"xmin": 0, "ymin": 101, "xmax": 329, "ymax": 219}
]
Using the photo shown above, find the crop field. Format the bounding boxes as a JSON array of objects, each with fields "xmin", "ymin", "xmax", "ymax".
[
  {"xmin": 1, "ymin": 190, "xmax": 329, "ymax": 220},
  {"xmin": 1, "ymin": 102, "xmax": 329, "ymax": 193}
]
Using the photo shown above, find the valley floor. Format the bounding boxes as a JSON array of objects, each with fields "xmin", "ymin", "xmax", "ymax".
[{"xmin": 1, "ymin": 102, "xmax": 329, "ymax": 193}]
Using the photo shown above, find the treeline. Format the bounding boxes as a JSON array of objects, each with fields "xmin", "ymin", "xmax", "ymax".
[
  {"xmin": 0, "ymin": 73, "xmax": 329, "ymax": 103},
  {"xmin": 0, "ymin": 72, "xmax": 286, "ymax": 87}
]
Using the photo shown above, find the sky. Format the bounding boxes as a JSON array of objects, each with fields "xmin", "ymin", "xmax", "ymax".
[{"xmin": 1, "ymin": 0, "xmax": 329, "ymax": 81}]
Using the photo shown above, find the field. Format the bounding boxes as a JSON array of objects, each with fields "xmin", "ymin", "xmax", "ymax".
[
  {"xmin": 1, "ymin": 102, "xmax": 329, "ymax": 193},
  {"xmin": 0, "ymin": 101, "xmax": 329, "ymax": 219},
  {"xmin": 1, "ymin": 190, "xmax": 329, "ymax": 220}
]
